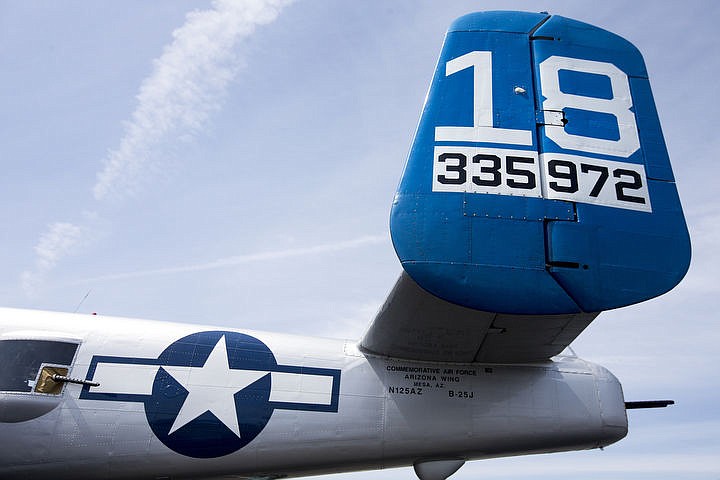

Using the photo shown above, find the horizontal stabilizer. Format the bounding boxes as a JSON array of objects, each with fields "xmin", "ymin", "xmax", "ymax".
[{"xmin": 360, "ymin": 273, "xmax": 596, "ymax": 363}]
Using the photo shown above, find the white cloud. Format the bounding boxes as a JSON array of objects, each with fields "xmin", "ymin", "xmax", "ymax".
[
  {"xmin": 22, "ymin": 0, "xmax": 294, "ymax": 295},
  {"xmin": 21, "ymin": 222, "xmax": 88, "ymax": 295},
  {"xmin": 93, "ymin": 0, "xmax": 293, "ymax": 201}
]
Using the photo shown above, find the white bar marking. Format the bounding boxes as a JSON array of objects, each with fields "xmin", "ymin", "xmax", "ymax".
[
  {"xmin": 269, "ymin": 372, "xmax": 334, "ymax": 405},
  {"xmin": 88, "ymin": 363, "xmax": 159, "ymax": 395}
]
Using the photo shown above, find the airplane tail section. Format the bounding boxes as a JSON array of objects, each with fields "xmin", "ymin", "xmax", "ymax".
[{"xmin": 389, "ymin": 11, "xmax": 690, "ymax": 315}]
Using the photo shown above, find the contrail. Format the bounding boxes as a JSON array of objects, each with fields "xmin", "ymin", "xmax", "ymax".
[
  {"xmin": 75, "ymin": 235, "xmax": 388, "ymax": 283},
  {"xmin": 93, "ymin": 0, "xmax": 294, "ymax": 201}
]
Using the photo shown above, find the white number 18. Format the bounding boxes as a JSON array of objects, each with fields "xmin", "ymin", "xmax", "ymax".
[{"xmin": 435, "ymin": 51, "xmax": 641, "ymax": 160}]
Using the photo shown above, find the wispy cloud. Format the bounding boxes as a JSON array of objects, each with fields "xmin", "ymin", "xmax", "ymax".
[
  {"xmin": 93, "ymin": 0, "xmax": 294, "ymax": 201},
  {"xmin": 21, "ymin": 222, "xmax": 89, "ymax": 295},
  {"xmin": 22, "ymin": 0, "xmax": 294, "ymax": 294},
  {"xmin": 75, "ymin": 235, "xmax": 388, "ymax": 283}
]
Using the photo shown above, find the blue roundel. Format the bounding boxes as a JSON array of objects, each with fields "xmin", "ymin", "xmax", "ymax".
[{"xmin": 144, "ymin": 331, "xmax": 277, "ymax": 458}]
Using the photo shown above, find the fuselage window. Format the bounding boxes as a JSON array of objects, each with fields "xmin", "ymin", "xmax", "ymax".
[{"xmin": 0, "ymin": 340, "xmax": 79, "ymax": 393}]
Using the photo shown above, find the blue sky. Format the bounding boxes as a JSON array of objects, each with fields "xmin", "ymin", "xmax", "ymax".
[{"xmin": 1, "ymin": 1, "xmax": 718, "ymax": 478}]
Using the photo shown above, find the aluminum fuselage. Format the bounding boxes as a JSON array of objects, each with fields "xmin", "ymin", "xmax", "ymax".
[{"xmin": 0, "ymin": 308, "xmax": 627, "ymax": 479}]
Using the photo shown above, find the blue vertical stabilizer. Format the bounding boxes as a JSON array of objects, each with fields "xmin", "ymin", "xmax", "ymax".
[{"xmin": 390, "ymin": 11, "xmax": 690, "ymax": 314}]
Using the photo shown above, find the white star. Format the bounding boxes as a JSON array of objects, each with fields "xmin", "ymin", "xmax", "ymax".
[{"xmin": 162, "ymin": 335, "xmax": 269, "ymax": 437}]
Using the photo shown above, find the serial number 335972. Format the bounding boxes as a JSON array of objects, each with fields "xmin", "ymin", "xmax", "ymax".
[{"xmin": 432, "ymin": 146, "xmax": 651, "ymax": 212}]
